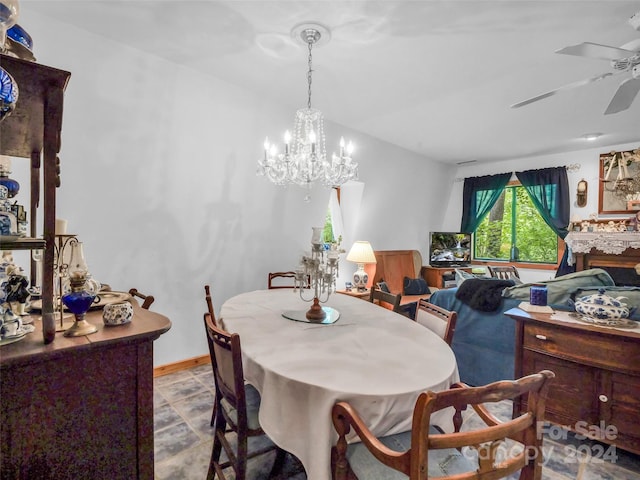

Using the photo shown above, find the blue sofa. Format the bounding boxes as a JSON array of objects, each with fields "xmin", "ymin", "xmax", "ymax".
[
  {"xmin": 429, "ymin": 268, "xmax": 618, "ymax": 386},
  {"xmin": 429, "ymin": 288, "xmax": 521, "ymax": 386}
]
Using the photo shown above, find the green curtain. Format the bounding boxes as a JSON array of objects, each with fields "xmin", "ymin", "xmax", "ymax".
[
  {"xmin": 460, "ymin": 173, "xmax": 512, "ymax": 232},
  {"xmin": 515, "ymin": 167, "xmax": 570, "ymax": 238},
  {"xmin": 515, "ymin": 167, "xmax": 571, "ymax": 275}
]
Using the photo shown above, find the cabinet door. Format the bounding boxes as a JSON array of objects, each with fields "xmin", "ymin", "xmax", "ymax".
[
  {"xmin": 522, "ymin": 350, "xmax": 599, "ymax": 427},
  {"xmin": 1, "ymin": 343, "xmax": 147, "ymax": 479},
  {"xmin": 601, "ymin": 372, "xmax": 640, "ymax": 454}
]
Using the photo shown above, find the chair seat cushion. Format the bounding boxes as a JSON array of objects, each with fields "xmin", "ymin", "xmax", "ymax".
[
  {"xmin": 346, "ymin": 426, "xmax": 475, "ymax": 479},
  {"xmin": 220, "ymin": 383, "xmax": 261, "ymax": 430}
]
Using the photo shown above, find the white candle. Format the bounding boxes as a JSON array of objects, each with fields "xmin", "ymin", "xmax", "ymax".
[
  {"xmin": 284, "ymin": 130, "xmax": 291, "ymax": 155},
  {"xmin": 311, "ymin": 227, "xmax": 322, "ymax": 244},
  {"xmin": 55, "ymin": 218, "xmax": 68, "ymax": 235},
  {"xmin": 309, "ymin": 130, "xmax": 316, "ymax": 154}
]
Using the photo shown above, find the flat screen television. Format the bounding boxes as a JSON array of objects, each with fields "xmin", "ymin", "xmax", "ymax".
[{"xmin": 429, "ymin": 232, "xmax": 472, "ymax": 267}]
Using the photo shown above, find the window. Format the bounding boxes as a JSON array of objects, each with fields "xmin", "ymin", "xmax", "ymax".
[
  {"xmin": 474, "ymin": 184, "xmax": 558, "ymax": 264},
  {"xmin": 323, "ymin": 187, "xmax": 341, "ymax": 243},
  {"xmin": 322, "ymin": 207, "xmax": 334, "ymax": 243}
]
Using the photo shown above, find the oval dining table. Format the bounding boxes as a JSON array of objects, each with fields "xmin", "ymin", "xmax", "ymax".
[{"xmin": 220, "ymin": 289, "xmax": 459, "ymax": 480}]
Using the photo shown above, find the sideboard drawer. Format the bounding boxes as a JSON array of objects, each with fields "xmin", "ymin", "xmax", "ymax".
[{"xmin": 522, "ymin": 323, "xmax": 640, "ymax": 374}]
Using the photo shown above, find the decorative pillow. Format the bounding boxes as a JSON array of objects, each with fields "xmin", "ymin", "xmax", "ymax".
[
  {"xmin": 502, "ymin": 268, "xmax": 615, "ymax": 307},
  {"xmin": 570, "ymin": 286, "xmax": 640, "ymax": 320},
  {"xmin": 455, "ymin": 269, "xmax": 475, "ymax": 287},
  {"xmin": 403, "ymin": 277, "xmax": 430, "ymax": 295},
  {"xmin": 377, "ymin": 281, "xmax": 390, "ymax": 293}
]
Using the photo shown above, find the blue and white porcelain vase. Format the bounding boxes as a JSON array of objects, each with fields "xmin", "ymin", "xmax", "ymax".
[
  {"xmin": 0, "ymin": 165, "xmax": 19, "ymax": 197},
  {"xmin": 0, "ymin": 67, "xmax": 18, "ymax": 122}
]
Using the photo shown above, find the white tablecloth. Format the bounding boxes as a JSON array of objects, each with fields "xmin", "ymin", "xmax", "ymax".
[{"xmin": 220, "ymin": 290, "xmax": 459, "ymax": 480}]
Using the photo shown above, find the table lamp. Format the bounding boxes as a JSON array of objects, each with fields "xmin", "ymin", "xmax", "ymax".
[{"xmin": 346, "ymin": 241, "xmax": 376, "ymax": 291}]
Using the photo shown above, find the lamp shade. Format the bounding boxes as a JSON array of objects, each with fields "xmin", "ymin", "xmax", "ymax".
[{"xmin": 346, "ymin": 241, "xmax": 376, "ymax": 264}]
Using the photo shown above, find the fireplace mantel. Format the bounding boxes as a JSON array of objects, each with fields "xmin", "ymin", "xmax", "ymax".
[
  {"xmin": 565, "ymin": 231, "xmax": 640, "ymax": 255},
  {"xmin": 565, "ymin": 232, "xmax": 640, "ymax": 284}
]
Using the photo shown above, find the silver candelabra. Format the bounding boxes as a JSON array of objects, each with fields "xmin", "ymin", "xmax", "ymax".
[{"xmin": 294, "ymin": 228, "xmax": 341, "ymax": 321}]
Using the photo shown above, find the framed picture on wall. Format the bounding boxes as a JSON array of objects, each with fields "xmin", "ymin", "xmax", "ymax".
[{"xmin": 598, "ymin": 149, "xmax": 640, "ymax": 214}]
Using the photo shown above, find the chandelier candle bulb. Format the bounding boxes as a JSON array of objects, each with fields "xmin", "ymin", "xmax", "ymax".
[
  {"xmin": 309, "ymin": 130, "xmax": 316, "ymax": 153},
  {"xmin": 284, "ymin": 130, "xmax": 291, "ymax": 154}
]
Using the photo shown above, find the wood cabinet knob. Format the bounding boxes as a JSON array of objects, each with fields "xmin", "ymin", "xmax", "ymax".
[{"xmin": 599, "ymin": 394, "xmax": 608, "ymax": 402}]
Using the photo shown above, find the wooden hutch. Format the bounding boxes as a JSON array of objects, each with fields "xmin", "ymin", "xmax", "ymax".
[{"xmin": 0, "ymin": 54, "xmax": 171, "ymax": 479}]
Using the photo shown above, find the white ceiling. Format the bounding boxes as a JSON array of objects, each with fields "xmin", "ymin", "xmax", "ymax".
[{"xmin": 24, "ymin": 0, "xmax": 640, "ymax": 164}]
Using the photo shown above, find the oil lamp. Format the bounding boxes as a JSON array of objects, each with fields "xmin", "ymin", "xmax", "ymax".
[{"xmin": 61, "ymin": 241, "xmax": 97, "ymax": 337}]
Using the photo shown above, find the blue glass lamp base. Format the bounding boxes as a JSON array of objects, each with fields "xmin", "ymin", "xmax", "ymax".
[{"xmin": 62, "ymin": 291, "xmax": 98, "ymax": 337}]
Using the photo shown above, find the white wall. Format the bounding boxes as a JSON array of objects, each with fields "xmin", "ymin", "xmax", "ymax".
[
  {"xmin": 20, "ymin": 11, "xmax": 452, "ymax": 366},
  {"xmin": 442, "ymin": 140, "xmax": 640, "ymax": 283}
]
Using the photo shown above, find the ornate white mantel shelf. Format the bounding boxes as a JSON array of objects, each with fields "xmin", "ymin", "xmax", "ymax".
[{"xmin": 565, "ymin": 231, "xmax": 640, "ymax": 255}]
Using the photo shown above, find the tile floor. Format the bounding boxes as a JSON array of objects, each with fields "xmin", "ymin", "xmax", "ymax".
[
  {"xmin": 153, "ymin": 363, "xmax": 305, "ymax": 480},
  {"xmin": 154, "ymin": 364, "xmax": 640, "ymax": 479}
]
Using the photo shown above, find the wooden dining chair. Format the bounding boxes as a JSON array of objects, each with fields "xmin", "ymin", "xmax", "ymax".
[
  {"xmin": 203, "ymin": 284, "xmax": 219, "ymax": 426},
  {"xmin": 204, "ymin": 284, "xmax": 218, "ymax": 326},
  {"xmin": 415, "ymin": 299, "xmax": 457, "ymax": 346},
  {"xmin": 369, "ymin": 285, "xmax": 402, "ymax": 313},
  {"xmin": 128, "ymin": 288, "xmax": 155, "ymax": 310},
  {"xmin": 488, "ymin": 265, "xmax": 520, "ymax": 281},
  {"xmin": 203, "ymin": 312, "xmax": 285, "ymax": 480},
  {"xmin": 332, "ymin": 370, "xmax": 555, "ymax": 480},
  {"xmin": 267, "ymin": 271, "xmax": 298, "ymax": 289}
]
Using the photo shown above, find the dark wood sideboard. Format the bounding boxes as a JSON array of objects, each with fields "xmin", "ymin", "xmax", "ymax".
[
  {"xmin": 0, "ymin": 303, "xmax": 171, "ymax": 479},
  {"xmin": 506, "ymin": 308, "xmax": 640, "ymax": 455}
]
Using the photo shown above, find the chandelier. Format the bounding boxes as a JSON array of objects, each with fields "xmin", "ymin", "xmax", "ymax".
[{"xmin": 257, "ymin": 23, "xmax": 358, "ymax": 188}]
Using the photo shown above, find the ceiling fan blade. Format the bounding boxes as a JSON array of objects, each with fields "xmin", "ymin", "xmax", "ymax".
[
  {"xmin": 604, "ymin": 77, "xmax": 640, "ymax": 114},
  {"xmin": 556, "ymin": 42, "xmax": 637, "ymax": 61},
  {"xmin": 511, "ymin": 72, "xmax": 615, "ymax": 109}
]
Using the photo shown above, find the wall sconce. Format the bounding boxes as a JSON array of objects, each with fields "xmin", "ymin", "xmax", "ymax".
[{"xmin": 576, "ymin": 179, "xmax": 588, "ymax": 207}]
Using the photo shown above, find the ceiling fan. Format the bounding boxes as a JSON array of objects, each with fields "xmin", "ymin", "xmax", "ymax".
[{"xmin": 511, "ymin": 11, "xmax": 640, "ymax": 115}]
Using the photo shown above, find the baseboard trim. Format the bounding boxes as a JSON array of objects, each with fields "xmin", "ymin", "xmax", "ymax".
[{"xmin": 154, "ymin": 354, "xmax": 211, "ymax": 378}]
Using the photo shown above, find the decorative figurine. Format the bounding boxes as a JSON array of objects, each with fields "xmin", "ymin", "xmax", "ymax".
[
  {"xmin": 3, "ymin": 264, "xmax": 30, "ymax": 315},
  {"xmin": 580, "ymin": 220, "xmax": 590, "ymax": 232},
  {"xmin": 630, "ymin": 211, "xmax": 640, "ymax": 231}
]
